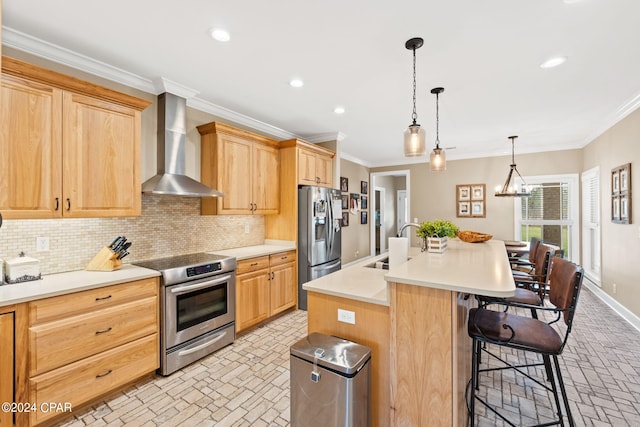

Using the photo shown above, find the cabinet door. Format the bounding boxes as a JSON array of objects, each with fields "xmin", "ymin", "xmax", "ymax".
[
  {"xmin": 270, "ymin": 261, "xmax": 297, "ymax": 316},
  {"xmin": 252, "ymin": 143, "xmax": 279, "ymax": 214},
  {"xmin": 236, "ymin": 269, "xmax": 269, "ymax": 332},
  {"xmin": 0, "ymin": 74, "xmax": 63, "ymax": 218},
  {"xmin": 63, "ymin": 92, "xmax": 141, "ymax": 217},
  {"xmin": 0, "ymin": 312, "xmax": 13, "ymax": 427},
  {"xmin": 298, "ymin": 148, "xmax": 317, "ymax": 185},
  {"xmin": 218, "ymin": 135, "xmax": 253, "ymax": 214},
  {"xmin": 316, "ymin": 154, "xmax": 333, "ymax": 187}
]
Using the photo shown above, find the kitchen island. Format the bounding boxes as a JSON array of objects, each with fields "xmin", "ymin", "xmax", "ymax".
[{"xmin": 303, "ymin": 239, "xmax": 514, "ymax": 427}]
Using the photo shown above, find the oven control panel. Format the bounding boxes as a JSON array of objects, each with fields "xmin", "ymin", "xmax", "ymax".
[{"xmin": 186, "ymin": 262, "xmax": 222, "ymax": 277}]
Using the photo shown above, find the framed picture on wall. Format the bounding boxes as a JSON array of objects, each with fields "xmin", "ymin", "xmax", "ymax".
[
  {"xmin": 612, "ymin": 163, "xmax": 632, "ymax": 224},
  {"xmin": 350, "ymin": 193, "xmax": 360, "ymax": 209},
  {"xmin": 361, "ymin": 181, "xmax": 368, "ymax": 194},
  {"xmin": 361, "ymin": 196, "xmax": 368, "ymax": 209},
  {"xmin": 361, "ymin": 211, "xmax": 368, "ymax": 224},
  {"xmin": 340, "ymin": 177, "xmax": 349, "ymax": 192},
  {"xmin": 342, "ymin": 212, "xmax": 349, "ymax": 226},
  {"xmin": 471, "ymin": 201, "xmax": 485, "ymax": 218},
  {"xmin": 341, "ymin": 194, "xmax": 349, "ymax": 209},
  {"xmin": 458, "ymin": 201, "xmax": 470, "ymax": 217},
  {"xmin": 457, "ymin": 185, "xmax": 470, "ymax": 201},
  {"xmin": 457, "ymin": 183, "xmax": 486, "ymax": 218}
]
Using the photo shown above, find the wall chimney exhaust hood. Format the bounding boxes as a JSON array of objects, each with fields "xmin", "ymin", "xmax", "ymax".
[{"xmin": 142, "ymin": 92, "xmax": 223, "ymax": 197}]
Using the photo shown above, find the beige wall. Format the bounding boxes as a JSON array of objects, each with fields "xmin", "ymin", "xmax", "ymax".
[
  {"xmin": 583, "ymin": 107, "xmax": 640, "ymax": 317},
  {"xmin": 373, "ymin": 149, "xmax": 582, "ymax": 243},
  {"xmin": 339, "ymin": 159, "xmax": 371, "ymax": 264}
]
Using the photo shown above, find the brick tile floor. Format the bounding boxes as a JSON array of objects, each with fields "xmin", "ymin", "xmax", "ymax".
[{"xmin": 59, "ymin": 287, "xmax": 639, "ymax": 426}]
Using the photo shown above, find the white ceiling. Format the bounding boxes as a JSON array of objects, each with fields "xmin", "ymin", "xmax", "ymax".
[{"xmin": 3, "ymin": 0, "xmax": 640, "ymax": 167}]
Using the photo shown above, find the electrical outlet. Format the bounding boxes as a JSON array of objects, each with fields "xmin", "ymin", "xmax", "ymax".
[
  {"xmin": 613, "ymin": 283, "xmax": 617, "ymax": 294},
  {"xmin": 36, "ymin": 236, "xmax": 50, "ymax": 252},
  {"xmin": 338, "ymin": 309, "xmax": 356, "ymax": 325},
  {"xmin": 244, "ymin": 224, "xmax": 250, "ymax": 234},
  {"xmin": 355, "ymin": 250, "xmax": 359, "ymax": 257}
]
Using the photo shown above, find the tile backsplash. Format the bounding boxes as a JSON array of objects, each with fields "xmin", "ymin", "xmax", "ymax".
[{"xmin": 0, "ymin": 195, "xmax": 265, "ymax": 274}]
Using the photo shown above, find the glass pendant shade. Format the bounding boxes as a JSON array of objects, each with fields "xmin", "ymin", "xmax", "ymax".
[
  {"xmin": 430, "ymin": 147, "xmax": 446, "ymax": 171},
  {"xmin": 404, "ymin": 123, "xmax": 426, "ymax": 157}
]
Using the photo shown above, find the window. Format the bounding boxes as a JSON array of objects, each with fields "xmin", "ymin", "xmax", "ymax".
[
  {"xmin": 514, "ymin": 174, "xmax": 579, "ymax": 262},
  {"xmin": 581, "ymin": 167, "xmax": 601, "ymax": 285}
]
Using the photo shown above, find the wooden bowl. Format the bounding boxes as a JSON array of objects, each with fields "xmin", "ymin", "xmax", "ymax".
[{"xmin": 458, "ymin": 230, "xmax": 493, "ymax": 243}]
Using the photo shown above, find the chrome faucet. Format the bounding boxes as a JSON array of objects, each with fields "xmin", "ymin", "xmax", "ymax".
[{"xmin": 397, "ymin": 222, "xmax": 421, "ymax": 238}]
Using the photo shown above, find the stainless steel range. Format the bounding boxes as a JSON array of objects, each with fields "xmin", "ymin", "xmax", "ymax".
[{"xmin": 135, "ymin": 253, "xmax": 236, "ymax": 376}]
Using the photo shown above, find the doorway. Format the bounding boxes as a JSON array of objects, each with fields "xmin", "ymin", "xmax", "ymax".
[{"xmin": 369, "ymin": 170, "xmax": 410, "ymax": 257}]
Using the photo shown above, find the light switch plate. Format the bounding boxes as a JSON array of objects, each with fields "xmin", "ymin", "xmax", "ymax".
[
  {"xmin": 338, "ymin": 308, "xmax": 356, "ymax": 324},
  {"xmin": 36, "ymin": 236, "xmax": 50, "ymax": 252}
]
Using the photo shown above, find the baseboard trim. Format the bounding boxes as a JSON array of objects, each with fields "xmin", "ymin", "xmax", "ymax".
[{"xmin": 584, "ymin": 279, "xmax": 640, "ymax": 333}]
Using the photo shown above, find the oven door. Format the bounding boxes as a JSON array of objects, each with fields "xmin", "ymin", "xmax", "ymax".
[{"xmin": 164, "ymin": 273, "xmax": 235, "ymax": 349}]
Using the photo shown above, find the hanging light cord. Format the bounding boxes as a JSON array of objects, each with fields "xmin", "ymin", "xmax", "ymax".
[
  {"xmin": 435, "ymin": 91, "xmax": 440, "ymax": 149},
  {"xmin": 411, "ymin": 47, "xmax": 417, "ymax": 125}
]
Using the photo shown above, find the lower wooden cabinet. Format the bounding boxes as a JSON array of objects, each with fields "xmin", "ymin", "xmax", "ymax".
[
  {"xmin": 0, "ymin": 311, "xmax": 14, "ymax": 427},
  {"xmin": 26, "ymin": 277, "xmax": 159, "ymax": 426},
  {"xmin": 236, "ymin": 250, "xmax": 297, "ymax": 333}
]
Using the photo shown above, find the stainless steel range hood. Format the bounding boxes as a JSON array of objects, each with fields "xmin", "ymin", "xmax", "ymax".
[{"xmin": 142, "ymin": 92, "xmax": 223, "ymax": 197}]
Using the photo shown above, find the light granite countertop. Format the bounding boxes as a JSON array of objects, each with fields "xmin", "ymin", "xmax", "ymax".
[
  {"xmin": 303, "ymin": 239, "xmax": 515, "ymax": 306},
  {"xmin": 210, "ymin": 240, "xmax": 296, "ymax": 260},
  {"xmin": 0, "ymin": 264, "xmax": 160, "ymax": 306}
]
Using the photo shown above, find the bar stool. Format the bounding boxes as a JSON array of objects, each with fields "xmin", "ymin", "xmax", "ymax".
[{"xmin": 467, "ymin": 257, "xmax": 584, "ymax": 427}]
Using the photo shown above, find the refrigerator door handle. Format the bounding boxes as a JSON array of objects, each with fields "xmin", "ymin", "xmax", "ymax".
[{"xmin": 314, "ymin": 259, "xmax": 342, "ymax": 272}]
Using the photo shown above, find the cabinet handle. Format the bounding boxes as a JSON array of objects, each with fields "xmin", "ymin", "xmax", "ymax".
[
  {"xmin": 54, "ymin": 197, "xmax": 59, "ymax": 211},
  {"xmin": 271, "ymin": 272, "xmax": 275, "ymax": 280},
  {"xmin": 250, "ymin": 262, "xmax": 259, "ymax": 267},
  {"xmin": 95, "ymin": 295, "xmax": 112, "ymax": 301},
  {"xmin": 66, "ymin": 198, "xmax": 71, "ymax": 211},
  {"xmin": 96, "ymin": 369, "xmax": 112, "ymax": 378},
  {"xmin": 281, "ymin": 256, "xmax": 288, "ymax": 260},
  {"xmin": 316, "ymin": 177, "xmax": 320, "ymax": 183},
  {"xmin": 95, "ymin": 327, "xmax": 112, "ymax": 335}
]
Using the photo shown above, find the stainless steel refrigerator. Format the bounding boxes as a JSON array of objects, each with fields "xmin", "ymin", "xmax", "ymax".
[{"xmin": 298, "ymin": 186, "xmax": 342, "ymax": 310}]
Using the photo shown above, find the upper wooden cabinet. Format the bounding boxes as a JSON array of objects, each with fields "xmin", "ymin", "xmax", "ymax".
[
  {"xmin": 198, "ymin": 122, "xmax": 280, "ymax": 215},
  {"xmin": 0, "ymin": 57, "xmax": 150, "ymax": 219},
  {"xmin": 298, "ymin": 144, "xmax": 334, "ymax": 187}
]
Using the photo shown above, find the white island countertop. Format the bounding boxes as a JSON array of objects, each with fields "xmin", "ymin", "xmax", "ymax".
[
  {"xmin": 303, "ymin": 239, "xmax": 515, "ymax": 306},
  {"xmin": 385, "ymin": 239, "xmax": 516, "ymax": 297},
  {"xmin": 0, "ymin": 264, "xmax": 160, "ymax": 306}
]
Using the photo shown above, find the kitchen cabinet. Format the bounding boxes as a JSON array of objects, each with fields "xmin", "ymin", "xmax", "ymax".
[
  {"xmin": 298, "ymin": 145, "xmax": 333, "ymax": 187},
  {"xmin": 0, "ymin": 57, "xmax": 150, "ymax": 219},
  {"xmin": 26, "ymin": 277, "xmax": 159, "ymax": 426},
  {"xmin": 265, "ymin": 139, "xmax": 335, "ymax": 242},
  {"xmin": 0, "ymin": 304, "xmax": 28, "ymax": 427},
  {"xmin": 198, "ymin": 122, "xmax": 279, "ymax": 215},
  {"xmin": 235, "ymin": 250, "xmax": 297, "ymax": 333}
]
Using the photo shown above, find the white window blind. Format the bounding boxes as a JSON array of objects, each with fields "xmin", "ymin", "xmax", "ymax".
[{"xmin": 582, "ymin": 167, "xmax": 601, "ymax": 284}]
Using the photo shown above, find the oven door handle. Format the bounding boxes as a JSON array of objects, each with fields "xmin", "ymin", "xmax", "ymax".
[
  {"xmin": 176, "ymin": 330, "xmax": 229, "ymax": 357},
  {"xmin": 169, "ymin": 274, "xmax": 232, "ymax": 295}
]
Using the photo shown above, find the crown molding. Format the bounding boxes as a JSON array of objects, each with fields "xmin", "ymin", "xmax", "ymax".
[
  {"xmin": 304, "ymin": 132, "xmax": 348, "ymax": 143},
  {"xmin": 2, "ymin": 26, "xmax": 300, "ymax": 141},
  {"xmin": 2, "ymin": 26, "xmax": 157, "ymax": 93},
  {"xmin": 583, "ymin": 91, "xmax": 640, "ymax": 146},
  {"xmin": 339, "ymin": 151, "xmax": 372, "ymax": 168},
  {"xmin": 187, "ymin": 97, "xmax": 299, "ymax": 140}
]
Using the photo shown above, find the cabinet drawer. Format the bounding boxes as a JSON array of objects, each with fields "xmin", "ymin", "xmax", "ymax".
[
  {"xmin": 270, "ymin": 250, "xmax": 296, "ymax": 267},
  {"xmin": 29, "ymin": 334, "xmax": 158, "ymax": 426},
  {"xmin": 237, "ymin": 256, "xmax": 270, "ymax": 274},
  {"xmin": 29, "ymin": 277, "xmax": 158, "ymax": 324},
  {"xmin": 29, "ymin": 296, "xmax": 157, "ymax": 376}
]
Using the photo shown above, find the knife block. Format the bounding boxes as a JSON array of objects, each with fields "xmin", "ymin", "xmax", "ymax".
[{"xmin": 86, "ymin": 246, "xmax": 122, "ymax": 271}]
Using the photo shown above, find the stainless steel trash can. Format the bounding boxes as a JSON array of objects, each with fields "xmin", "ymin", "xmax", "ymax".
[{"xmin": 290, "ymin": 332, "xmax": 371, "ymax": 427}]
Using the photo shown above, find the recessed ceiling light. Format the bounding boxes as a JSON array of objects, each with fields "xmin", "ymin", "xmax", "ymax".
[
  {"xmin": 209, "ymin": 28, "xmax": 230, "ymax": 42},
  {"xmin": 563, "ymin": 0, "xmax": 583, "ymax": 4},
  {"xmin": 540, "ymin": 56, "xmax": 567, "ymax": 69},
  {"xmin": 334, "ymin": 106, "xmax": 345, "ymax": 114},
  {"xmin": 289, "ymin": 79, "xmax": 304, "ymax": 88}
]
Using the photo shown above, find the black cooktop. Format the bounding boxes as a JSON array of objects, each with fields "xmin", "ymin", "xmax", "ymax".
[{"xmin": 134, "ymin": 252, "xmax": 233, "ymax": 273}]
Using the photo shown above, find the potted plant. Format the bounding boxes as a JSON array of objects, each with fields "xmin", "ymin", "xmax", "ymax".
[{"xmin": 416, "ymin": 219, "xmax": 459, "ymax": 253}]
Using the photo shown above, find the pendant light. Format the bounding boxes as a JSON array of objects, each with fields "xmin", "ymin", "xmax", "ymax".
[
  {"xmin": 403, "ymin": 37, "xmax": 426, "ymax": 157},
  {"xmin": 495, "ymin": 136, "xmax": 531, "ymax": 197},
  {"xmin": 430, "ymin": 87, "xmax": 446, "ymax": 171}
]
